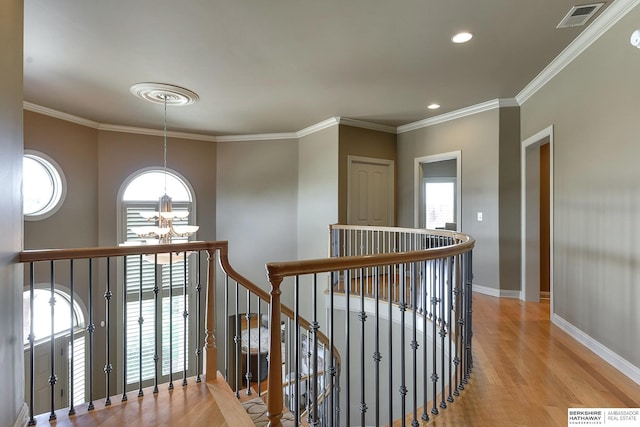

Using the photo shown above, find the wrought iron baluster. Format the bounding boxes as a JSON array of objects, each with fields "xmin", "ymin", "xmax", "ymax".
[
  {"xmin": 87, "ymin": 259, "xmax": 95, "ymax": 410},
  {"xmin": 294, "ymin": 276, "xmax": 300, "ymax": 426},
  {"xmin": 183, "ymin": 252, "xmax": 189, "ymax": 387},
  {"xmin": 48, "ymin": 261, "xmax": 57, "ymax": 421},
  {"xmin": 373, "ymin": 266, "xmax": 381, "ymax": 427},
  {"xmin": 168, "ymin": 253, "xmax": 174, "ymax": 390},
  {"xmin": 234, "ymin": 279, "xmax": 240, "ymax": 397},
  {"xmin": 387, "ymin": 263, "xmax": 394, "ymax": 427},
  {"xmin": 421, "ymin": 260, "xmax": 429, "ymax": 422},
  {"xmin": 195, "ymin": 251, "xmax": 202, "ymax": 383},
  {"xmin": 411, "ymin": 262, "xmax": 419, "ymax": 427},
  {"xmin": 122, "ymin": 255, "xmax": 129, "ymax": 401},
  {"xmin": 136, "ymin": 254, "xmax": 143, "ymax": 397},
  {"xmin": 245, "ymin": 291, "xmax": 252, "ymax": 394},
  {"xmin": 359, "ymin": 267, "xmax": 367, "ymax": 427},
  {"xmin": 153, "ymin": 254, "xmax": 160, "ymax": 394},
  {"xmin": 345, "ymin": 269, "xmax": 351, "ymax": 426},
  {"xmin": 224, "ymin": 274, "xmax": 229, "ymax": 382},
  {"xmin": 399, "ymin": 264, "xmax": 407, "ymax": 427},
  {"xmin": 27, "ymin": 262, "xmax": 35, "ymax": 426},
  {"xmin": 447, "ymin": 256, "xmax": 455, "ymax": 404},
  {"xmin": 69, "ymin": 259, "xmax": 76, "ymax": 416},
  {"xmin": 105, "ymin": 257, "xmax": 112, "ymax": 406},
  {"xmin": 439, "ymin": 257, "xmax": 447, "ymax": 410},
  {"xmin": 431, "ymin": 259, "xmax": 439, "ymax": 416},
  {"xmin": 312, "ymin": 273, "xmax": 320, "ymax": 427},
  {"xmin": 257, "ymin": 299, "xmax": 262, "ymax": 396}
]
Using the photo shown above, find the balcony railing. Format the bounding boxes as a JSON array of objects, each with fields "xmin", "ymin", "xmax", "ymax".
[
  {"xmin": 20, "ymin": 224, "xmax": 474, "ymax": 427},
  {"xmin": 19, "ymin": 241, "xmax": 338, "ymax": 426},
  {"xmin": 265, "ymin": 225, "xmax": 475, "ymax": 426}
]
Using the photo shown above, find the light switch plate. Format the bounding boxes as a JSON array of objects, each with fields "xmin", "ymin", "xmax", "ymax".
[{"xmin": 477, "ymin": 212, "xmax": 483, "ymax": 221}]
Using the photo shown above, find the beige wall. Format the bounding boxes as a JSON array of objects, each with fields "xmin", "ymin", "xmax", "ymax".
[
  {"xmin": 521, "ymin": 5, "xmax": 640, "ymax": 367},
  {"xmin": 0, "ymin": 0, "xmax": 24, "ymax": 425},
  {"xmin": 297, "ymin": 126, "xmax": 339, "ymax": 319},
  {"xmin": 498, "ymin": 107, "xmax": 521, "ymax": 292},
  {"xmin": 397, "ymin": 110, "xmax": 502, "ymax": 290},
  {"xmin": 216, "ymin": 138, "xmax": 298, "ymax": 291},
  {"xmin": 337, "ymin": 125, "xmax": 397, "ymax": 224}
]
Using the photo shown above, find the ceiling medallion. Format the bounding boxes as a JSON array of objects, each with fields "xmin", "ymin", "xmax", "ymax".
[{"xmin": 129, "ymin": 82, "xmax": 199, "ymax": 106}]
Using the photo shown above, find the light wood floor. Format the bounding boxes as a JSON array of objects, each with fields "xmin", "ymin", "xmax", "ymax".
[{"xmin": 396, "ymin": 293, "xmax": 640, "ymax": 426}]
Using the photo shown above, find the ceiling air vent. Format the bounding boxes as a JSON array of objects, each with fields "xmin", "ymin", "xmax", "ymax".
[{"xmin": 557, "ymin": 3, "xmax": 605, "ymax": 28}]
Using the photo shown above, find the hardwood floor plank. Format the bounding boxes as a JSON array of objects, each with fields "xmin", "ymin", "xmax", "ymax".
[{"xmin": 394, "ymin": 293, "xmax": 640, "ymax": 426}]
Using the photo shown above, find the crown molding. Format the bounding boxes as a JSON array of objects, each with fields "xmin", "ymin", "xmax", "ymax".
[
  {"xmin": 337, "ymin": 117, "xmax": 397, "ymax": 134},
  {"xmin": 397, "ymin": 98, "xmax": 517, "ymax": 134},
  {"xmin": 516, "ymin": 0, "xmax": 640, "ymax": 105},
  {"xmin": 99, "ymin": 124, "xmax": 218, "ymax": 142},
  {"xmin": 216, "ymin": 132, "xmax": 298, "ymax": 142},
  {"xmin": 297, "ymin": 117, "xmax": 341, "ymax": 138},
  {"xmin": 24, "ymin": 101, "xmax": 100, "ymax": 129}
]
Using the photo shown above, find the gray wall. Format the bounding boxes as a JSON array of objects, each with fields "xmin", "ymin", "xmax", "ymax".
[
  {"xmin": 520, "ymin": 5, "xmax": 640, "ymax": 367},
  {"xmin": 297, "ymin": 127, "xmax": 339, "ymax": 320},
  {"xmin": 216, "ymin": 138, "xmax": 299, "ymax": 292},
  {"xmin": 397, "ymin": 110, "xmax": 502, "ymax": 291},
  {"xmin": 0, "ymin": 0, "xmax": 25, "ymax": 425}
]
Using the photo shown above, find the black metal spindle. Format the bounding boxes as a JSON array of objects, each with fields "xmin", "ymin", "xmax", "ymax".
[
  {"xmin": 69, "ymin": 259, "xmax": 76, "ymax": 416},
  {"xmin": 373, "ymin": 266, "xmax": 381, "ymax": 427},
  {"xmin": 294, "ymin": 276, "xmax": 300, "ymax": 425},
  {"xmin": 312, "ymin": 273, "xmax": 320, "ymax": 427},
  {"xmin": 195, "ymin": 251, "xmax": 202, "ymax": 383},
  {"xmin": 257, "ymin": 299, "xmax": 262, "ymax": 396},
  {"xmin": 421, "ymin": 260, "xmax": 429, "ymax": 422},
  {"xmin": 182, "ymin": 254, "xmax": 188, "ymax": 387},
  {"xmin": 431, "ymin": 259, "xmax": 438, "ymax": 416},
  {"xmin": 387, "ymin": 263, "xmax": 393, "ymax": 427},
  {"xmin": 48, "ymin": 261, "xmax": 57, "ymax": 421},
  {"xmin": 439, "ymin": 257, "xmax": 447, "ymax": 410},
  {"xmin": 224, "ymin": 274, "xmax": 229, "ymax": 382},
  {"xmin": 136, "ymin": 255, "xmax": 143, "ymax": 397},
  {"xmin": 87, "ymin": 259, "xmax": 95, "ymax": 410},
  {"xmin": 104, "ymin": 257, "xmax": 112, "ymax": 406},
  {"xmin": 120, "ymin": 256, "xmax": 129, "ymax": 402},
  {"xmin": 27, "ymin": 262, "xmax": 36, "ymax": 426},
  {"xmin": 358, "ymin": 267, "xmax": 367, "ymax": 427},
  {"xmin": 447, "ymin": 256, "xmax": 455, "ymax": 404},
  {"xmin": 153, "ymin": 253, "xmax": 160, "ymax": 394},
  {"xmin": 399, "ymin": 264, "xmax": 407, "ymax": 427},
  {"xmin": 329, "ymin": 270, "xmax": 336, "ymax": 427},
  {"xmin": 168, "ymin": 253, "xmax": 174, "ymax": 390},
  {"xmin": 465, "ymin": 252, "xmax": 474, "ymax": 383},
  {"xmin": 344, "ymin": 269, "xmax": 351, "ymax": 426},
  {"xmin": 234, "ymin": 279, "xmax": 240, "ymax": 397},
  {"xmin": 245, "ymin": 291, "xmax": 252, "ymax": 394},
  {"xmin": 411, "ymin": 262, "xmax": 419, "ymax": 427}
]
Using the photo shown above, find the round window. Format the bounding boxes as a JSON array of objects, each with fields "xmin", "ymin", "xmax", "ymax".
[{"xmin": 23, "ymin": 151, "xmax": 66, "ymax": 220}]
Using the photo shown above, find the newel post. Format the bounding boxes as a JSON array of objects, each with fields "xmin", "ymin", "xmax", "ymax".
[
  {"xmin": 204, "ymin": 249, "xmax": 218, "ymax": 383},
  {"xmin": 267, "ymin": 275, "xmax": 284, "ymax": 427}
]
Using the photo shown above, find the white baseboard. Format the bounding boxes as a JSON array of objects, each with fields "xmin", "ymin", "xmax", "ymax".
[
  {"xmin": 552, "ymin": 313, "xmax": 640, "ymax": 386},
  {"xmin": 14, "ymin": 403, "xmax": 28, "ymax": 427},
  {"xmin": 472, "ymin": 284, "xmax": 520, "ymax": 299}
]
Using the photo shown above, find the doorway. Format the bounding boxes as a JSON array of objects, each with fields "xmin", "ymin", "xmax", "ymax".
[
  {"xmin": 347, "ymin": 156, "xmax": 394, "ymax": 226},
  {"xmin": 521, "ymin": 126, "xmax": 553, "ymax": 308},
  {"xmin": 414, "ymin": 151, "xmax": 461, "ymax": 229}
]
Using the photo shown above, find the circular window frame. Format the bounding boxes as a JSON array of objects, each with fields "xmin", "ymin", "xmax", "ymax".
[{"xmin": 23, "ymin": 150, "xmax": 67, "ymax": 221}]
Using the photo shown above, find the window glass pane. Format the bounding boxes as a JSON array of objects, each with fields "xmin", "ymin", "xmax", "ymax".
[
  {"xmin": 23, "ymin": 289, "xmax": 83, "ymax": 344},
  {"xmin": 123, "ymin": 171, "xmax": 191, "ymax": 202},
  {"xmin": 23, "ymin": 153, "xmax": 64, "ymax": 218},
  {"xmin": 425, "ymin": 182, "xmax": 455, "ymax": 229}
]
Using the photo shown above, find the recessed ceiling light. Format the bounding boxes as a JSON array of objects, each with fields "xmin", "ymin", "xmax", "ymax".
[
  {"xmin": 452, "ymin": 32, "xmax": 473, "ymax": 44},
  {"xmin": 428, "ymin": 103, "xmax": 440, "ymax": 110}
]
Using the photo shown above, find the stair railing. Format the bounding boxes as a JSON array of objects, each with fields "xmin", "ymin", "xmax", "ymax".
[{"xmin": 265, "ymin": 225, "xmax": 474, "ymax": 427}]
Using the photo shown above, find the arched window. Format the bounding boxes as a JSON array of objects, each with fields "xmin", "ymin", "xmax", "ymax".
[
  {"xmin": 119, "ymin": 169, "xmax": 198, "ymax": 386},
  {"xmin": 23, "ymin": 288, "xmax": 86, "ymax": 411},
  {"xmin": 23, "ymin": 150, "xmax": 66, "ymax": 220}
]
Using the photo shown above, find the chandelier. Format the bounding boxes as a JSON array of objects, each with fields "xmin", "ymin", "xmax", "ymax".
[{"xmin": 128, "ymin": 83, "xmax": 200, "ymax": 245}]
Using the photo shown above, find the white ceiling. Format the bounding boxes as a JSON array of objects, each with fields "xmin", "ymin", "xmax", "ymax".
[{"xmin": 23, "ymin": 1, "xmax": 616, "ymax": 136}]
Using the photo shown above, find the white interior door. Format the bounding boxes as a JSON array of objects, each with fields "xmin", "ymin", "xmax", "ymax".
[
  {"xmin": 25, "ymin": 337, "xmax": 67, "ymax": 416},
  {"xmin": 348, "ymin": 156, "xmax": 394, "ymax": 226}
]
